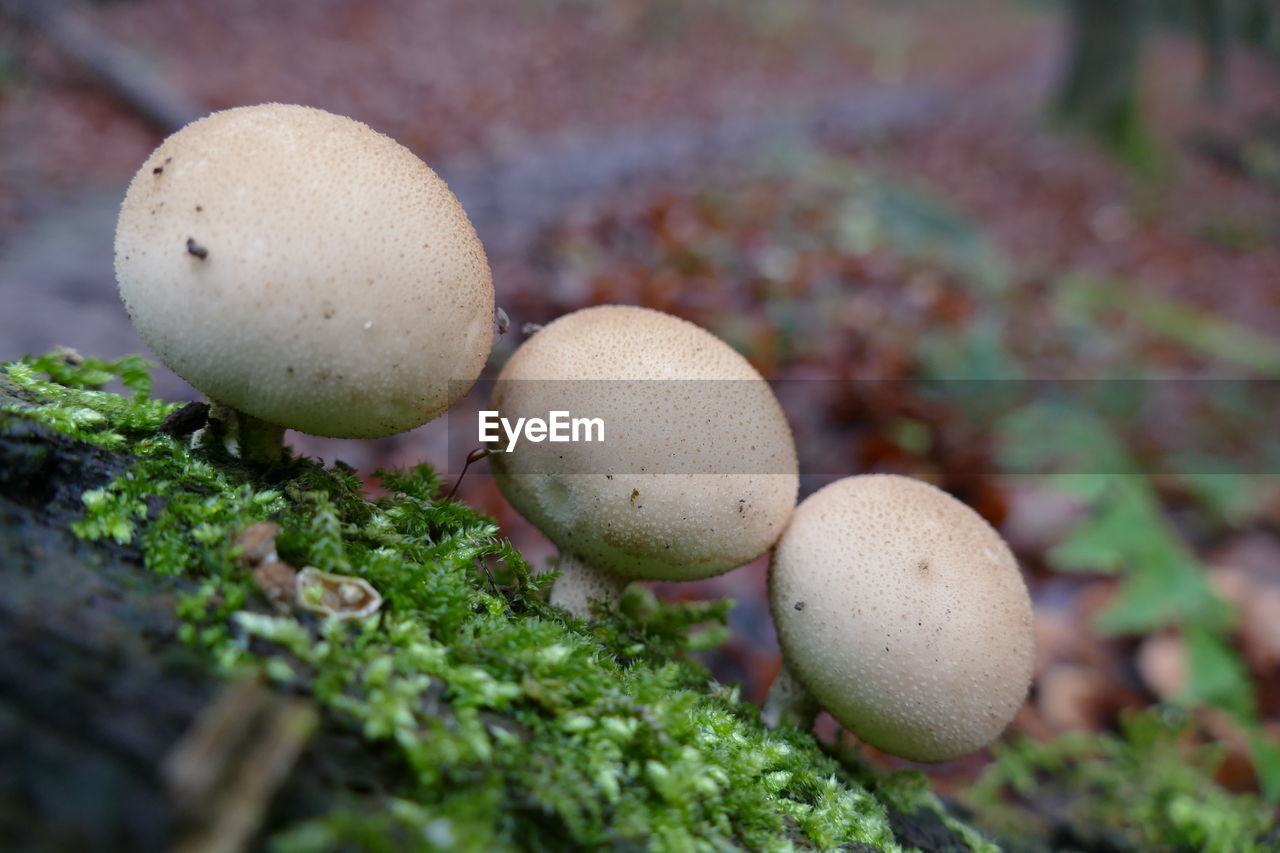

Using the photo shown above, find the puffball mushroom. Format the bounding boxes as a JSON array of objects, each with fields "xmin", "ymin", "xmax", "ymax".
[
  {"xmin": 765, "ymin": 474, "xmax": 1034, "ymax": 762},
  {"xmin": 115, "ymin": 103, "xmax": 493, "ymax": 460},
  {"xmin": 489, "ymin": 305, "xmax": 798, "ymax": 616}
]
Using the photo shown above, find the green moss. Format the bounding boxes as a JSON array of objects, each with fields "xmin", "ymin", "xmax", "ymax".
[
  {"xmin": 3, "ymin": 352, "xmax": 984, "ymax": 852},
  {"xmin": 966, "ymin": 709, "xmax": 1279, "ymax": 853}
]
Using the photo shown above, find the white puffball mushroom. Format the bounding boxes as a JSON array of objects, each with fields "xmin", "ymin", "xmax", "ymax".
[
  {"xmin": 766, "ymin": 474, "xmax": 1034, "ymax": 762},
  {"xmin": 490, "ymin": 305, "xmax": 798, "ymax": 616},
  {"xmin": 115, "ymin": 103, "xmax": 493, "ymax": 458}
]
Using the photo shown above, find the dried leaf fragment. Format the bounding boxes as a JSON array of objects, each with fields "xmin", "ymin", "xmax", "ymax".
[
  {"xmin": 296, "ymin": 567, "xmax": 381, "ymax": 619},
  {"xmin": 235, "ymin": 521, "xmax": 281, "ymax": 568},
  {"xmin": 253, "ymin": 561, "xmax": 298, "ymax": 612}
]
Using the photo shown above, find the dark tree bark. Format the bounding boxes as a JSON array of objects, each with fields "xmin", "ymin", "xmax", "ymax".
[
  {"xmin": 0, "ymin": 0, "xmax": 202, "ymax": 133},
  {"xmin": 1195, "ymin": 0, "xmax": 1233, "ymax": 102},
  {"xmin": 1266, "ymin": 0, "xmax": 1280, "ymax": 53},
  {"xmin": 1053, "ymin": 0, "xmax": 1154, "ymax": 165},
  {"xmin": 0, "ymin": 385, "xmax": 378, "ymax": 853}
]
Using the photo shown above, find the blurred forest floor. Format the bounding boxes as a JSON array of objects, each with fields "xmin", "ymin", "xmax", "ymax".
[{"xmin": 2, "ymin": 0, "xmax": 1279, "ymax": 799}]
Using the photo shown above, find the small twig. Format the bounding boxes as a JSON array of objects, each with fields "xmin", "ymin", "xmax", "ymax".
[
  {"xmin": 0, "ymin": 0, "xmax": 203, "ymax": 132},
  {"xmin": 447, "ymin": 447, "xmax": 491, "ymax": 500},
  {"xmin": 475, "ymin": 558, "xmax": 500, "ymax": 596},
  {"xmin": 163, "ymin": 674, "xmax": 318, "ymax": 853}
]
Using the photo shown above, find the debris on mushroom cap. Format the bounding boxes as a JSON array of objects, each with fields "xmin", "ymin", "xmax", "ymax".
[
  {"xmin": 490, "ymin": 304, "xmax": 798, "ymax": 583},
  {"xmin": 114, "ymin": 103, "xmax": 493, "ymax": 438},
  {"xmin": 296, "ymin": 567, "xmax": 382, "ymax": 620},
  {"xmin": 768, "ymin": 474, "xmax": 1035, "ymax": 762},
  {"xmin": 158, "ymin": 400, "xmax": 211, "ymax": 438}
]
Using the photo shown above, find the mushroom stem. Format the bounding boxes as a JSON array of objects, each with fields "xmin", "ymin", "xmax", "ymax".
[
  {"xmin": 549, "ymin": 551, "xmax": 629, "ymax": 618},
  {"xmin": 762, "ymin": 663, "xmax": 820, "ymax": 730},
  {"xmin": 206, "ymin": 401, "xmax": 286, "ymax": 464}
]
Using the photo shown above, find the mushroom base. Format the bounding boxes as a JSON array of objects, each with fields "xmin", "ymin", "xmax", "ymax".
[
  {"xmin": 204, "ymin": 401, "xmax": 286, "ymax": 465},
  {"xmin": 761, "ymin": 663, "xmax": 820, "ymax": 730},
  {"xmin": 548, "ymin": 551, "xmax": 629, "ymax": 618}
]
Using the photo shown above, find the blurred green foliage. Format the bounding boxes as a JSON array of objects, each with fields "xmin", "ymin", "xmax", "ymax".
[
  {"xmin": 1056, "ymin": 275, "xmax": 1280, "ymax": 376},
  {"xmin": 967, "ymin": 708, "xmax": 1279, "ymax": 852},
  {"xmin": 997, "ymin": 424, "xmax": 1280, "ymax": 798}
]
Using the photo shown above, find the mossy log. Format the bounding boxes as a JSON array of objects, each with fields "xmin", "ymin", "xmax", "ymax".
[
  {"xmin": 0, "ymin": 359, "xmax": 1008, "ymax": 852},
  {"xmin": 23, "ymin": 355, "xmax": 1272, "ymax": 852},
  {"xmin": 0, "ymin": 387, "xmax": 395, "ymax": 852},
  {"xmin": 5, "ymin": 358, "xmax": 1279, "ymax": 852}
]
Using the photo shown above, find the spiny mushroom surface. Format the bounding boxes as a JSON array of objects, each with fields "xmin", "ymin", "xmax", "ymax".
[
  {"xmin": 767, "ymin": 474, "xmax": 1034, "ymax": 762},
  {"xmin": 115, "ymin": 103, "xmax": 493, "ymax": 442},
  {"xmin": 490, "ymin": 305, "xmax": 798, "ymax": 615}
]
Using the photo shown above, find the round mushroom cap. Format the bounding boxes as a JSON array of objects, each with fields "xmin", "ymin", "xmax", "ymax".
[
  {"xmin": 769, "ymin": 474, "xmax": 1034, "ymax": 762},
  {"xmin": 114, "ymin": 103, "xmax": 493, "ymax": 438},
  {"xmin": 490, "ymin": 305, "xmax": 798, "ymax": 582}
]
